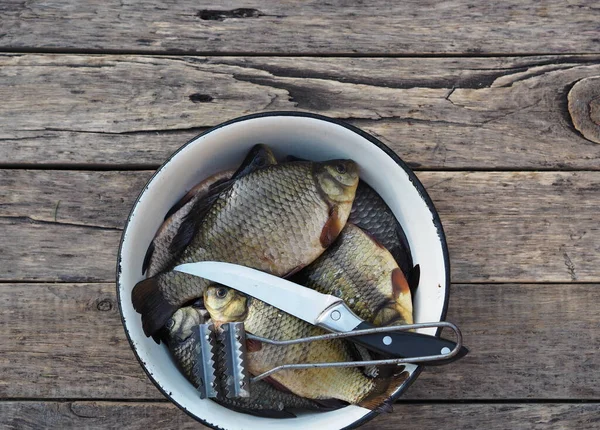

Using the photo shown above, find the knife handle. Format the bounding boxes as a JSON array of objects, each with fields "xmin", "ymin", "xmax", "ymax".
[{"xmin": 350, "ymin": 321, "xmax": 468, "ymax": 365}]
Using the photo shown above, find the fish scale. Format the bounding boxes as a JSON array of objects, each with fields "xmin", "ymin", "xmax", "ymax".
[
  {"xmin": 172, "ymin": 164, "xmax": 347, "ymax": 299},
  {"xmin": 348, "ymin": 181, "xmax": 414, "ymax": 278},
  {"xmin": 143, "ymin": 170, "xmax": 235, "ymax": 278},
  {"xmin": 132, "ymin": 159, "xmax": 359, "ymax": 338},
  {"xmin": 163, "ymin": 307, "xmax": 327, "ymax": 415},
  {"xmin": 292, "ymin": 223, "xmax": 413, "ymax": 327},
  {"xmin": 239, "ymin": 296, "xmax": 377, "ymax": 404}
]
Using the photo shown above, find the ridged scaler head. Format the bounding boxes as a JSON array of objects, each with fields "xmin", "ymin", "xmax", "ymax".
[
  {"xmin": 191, "ymin": 323, "xmax": 219, "ymax": 398},
  {"xmin": 219, "ymin": 322, "xmax": 250, "ymax": 398}
]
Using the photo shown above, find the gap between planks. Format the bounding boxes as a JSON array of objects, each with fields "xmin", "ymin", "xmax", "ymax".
[
  {"xmin": 2, "ymin": 280, "xmax": 600, "ymax": 286},
  {"xmin": 3, "ymin": 48, "xmax": 600, "ymax": 58},
  {"xmin": 2, "ymin": 165, "xmax": 600, "ymax": 173},
  {"xmin": 1, "ymin": 398, "xmax": 599, "ymax": 404}
]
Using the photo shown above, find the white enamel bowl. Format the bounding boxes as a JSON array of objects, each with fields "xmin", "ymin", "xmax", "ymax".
[{"xmin": 117, "ymin": 112, "xmax": 450, "ymax": 430}]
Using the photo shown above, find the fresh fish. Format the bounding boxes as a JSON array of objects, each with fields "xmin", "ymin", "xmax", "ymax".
[
  {"xmin": 283, "ymin": 161, "xmax": 419, "ymax": 294},
  {"xmin": 163, "ymin": 306, "xmax": 329, "ymax": 418},
  {"xmin": 143, "ymin": 169, "xmax": 233, "ymax": 278},
  {"xmin": 133, "ymin": 159, "xmax": 360, "ymax": 337},
  {"xmin": 291, "ymin": 223, "xmax": 413, "ymax": 327},
  {"xmin": 143, "ymin": 144, "xmax": 278, "ymax": 277},
  {"xmin": 348, "ymin": 181, "xmax": 420, "ymax": 295},
  {"xmin": 204, "ymin": 285, "xmax": 408, "ymax": 408}
]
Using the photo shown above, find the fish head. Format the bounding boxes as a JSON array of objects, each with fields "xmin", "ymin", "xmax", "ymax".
[
  {"xmin": 204, "ymin": 284, "xmax": 248, "ymax": 324},
  {"xmin": 165, "ymin": 306, "xmax": 207, "ymax": 343},
  {"xmin": 316, "ymin": 160, "xmax": 360, "ymax": 204}
]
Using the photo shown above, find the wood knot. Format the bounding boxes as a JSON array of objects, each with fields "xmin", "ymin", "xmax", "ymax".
[
  {"xmin": 96, "ymin": 298, "xmax": 113, "ymax": 312},
  {"xmin": 197, "ymin": 8, "xmax": 263, "ymax": 21},
  {"xmin": 189, "ymin": 93, "xmax": 214, "ymax": 103},
  {"xmin": 567, "ymin": 77, "xmax": 600, "ymax": 144}
]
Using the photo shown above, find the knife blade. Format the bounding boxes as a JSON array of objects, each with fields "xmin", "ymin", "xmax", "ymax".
[{"xmin": 174, "ymin": 261, "xmax": 467, "ymax": 364}]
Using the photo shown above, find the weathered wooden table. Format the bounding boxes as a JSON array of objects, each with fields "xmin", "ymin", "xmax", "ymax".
[{"xmin": 1, "ymin": 2, "xmax": 599, "ymax": 429}]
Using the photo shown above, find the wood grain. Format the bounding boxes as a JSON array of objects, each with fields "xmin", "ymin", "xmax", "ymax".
[
  {"xmin": 2, "ymin": 401, "xmax": 600, "ymax": 429},
  {"xmin": 2, "ymin": 1, "xmax": 598, "ymax": 427},
  {"xmin": 1, "ymin": 1, "xmax": 600, "ymax": 55},
  {"xmin": 0, "ymin": 283, "xmax": 157, "ymax": 399},
  {"xmin": 1, "ymin": 170, "xmax": 599, "ymax": 283},
  {"xmin": 568, "ymin": 77, "xmax": 600, "ymax": 143},
  {"xmin": 1, "ymin": 283, "xmax": 598, "ymax": 400},
  {"xmin": 2, "ymin": 54, "xmax": 600, "ymax": 169}
]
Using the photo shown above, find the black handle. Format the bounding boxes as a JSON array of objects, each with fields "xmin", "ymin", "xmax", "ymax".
[{"xmin": 351, "ymin": 321, "xmax": 468, "ymax": 365}]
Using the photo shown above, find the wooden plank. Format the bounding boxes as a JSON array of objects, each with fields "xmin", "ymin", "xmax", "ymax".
[
  {"xmin": 2, "ymin": 402, "xmax": 599, "ymax": 430},
  {"xmin": 0, "ymin": 283, "xmax": 157, "ymax": 399},
  {"xmin": 1, "ymin": 170, "xmax": 599, "ymax": 283},
  {"xmin": 1, "ymin": 1, "xmax": 600, "ymax": 55},
  {"xmin": 2, "ymin": 54, "xmax": 600, "ymax": 169},
  {"xmin": 1, "ymin": 283, "xmax": 598, "ymax": 400}
]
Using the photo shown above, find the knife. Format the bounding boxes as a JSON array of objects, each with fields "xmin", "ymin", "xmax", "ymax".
[{"xmin": 174, "ymin": 261, "xmax": 468, "ymax": 365}]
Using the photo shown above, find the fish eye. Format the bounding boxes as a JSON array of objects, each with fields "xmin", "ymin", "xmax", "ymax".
[
  {"xmin": 215, "ymin": 287, "xmax": 228, "ymax": 299},
  {"xmin": 335, "ymin": 163, "xmax": 347, "ymax": 174},
  {"xmin": 256, "ymin": 158, "xmax": 266, "ymax": 167},
  {"xmin": 166, "ymin": 319, "xmax": 175, "ymax": 330}
]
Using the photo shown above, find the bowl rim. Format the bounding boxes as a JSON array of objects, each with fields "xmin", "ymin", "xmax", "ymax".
[{"xmin": 116, "ymin": 111, "xmax": 451, "ymax": 430}]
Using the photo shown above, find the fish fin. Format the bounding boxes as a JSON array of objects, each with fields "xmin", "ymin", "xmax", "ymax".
[
  {"xmin": 142, "ymin": 241, "xmax": 155, "ymax": 275},
  {"xmin": 207, "ymin": 177, "xmax": 230, "ymax": 190},
  {"xmin": 166, "ymin": 144, "xmax": 275, "ymax": 222},
  {"xmin": 282, "ymin": 264, "xmax": 305, "ymax": 278},
  {"xmin": 373, "ymin": 400, "xmax": 394, "ymax": 414},
  {"xmin": 191, "ymin": 297, "xmax": 205, "ymax": 308},
  {"xmin": 216, "ymin": 403, "xmax": 296, "ymax": 419},
  {"xmin": 319, "ymin": 206, "xmax": 343, "ymax": 248},
  {"xmin": 164, "ymin": 188, "xmax": 200, "ymax": 220},
  {"xmin": 357, "ymin": 370, "xmax": 410, "ymax": 410},
  {"xmin": 311, "ymin": 398, "xmax": 349, "ymax": 411},
  {"xmin": 263, "ymin": 376, "xmax": 294, "ymax": 394},
  {"xmin": 392, "ymin": 268, "xmax": 414, "ymax": 324},
  {"xmin": 169, "ymin": 145, "xmax": 276, "ymax": 255},
  {"xmin": 246, "ymin": 338, "xmax": 263, "ymax": 352},
  {"xmin": 393, "ymin": 223, "xmax": 414, "ymax": 275},
  {"xmin": 359, "ymin": 226, "xmax": 387, "ymax": 250},
  {"xmin": 151, "ymin": 332, "xmax": 163, "ymax": 345},
  {"xmin": 349, "ymin": 343, "xmax": 381, "ymax": 378},
  {"xmin": 376, "ymin": 313, "xmax": 405, "ymax": 327},
  {"xmin": 131, "ymin": 276, "xmax": 179, "ymax": 337},
  {"xmin": 283, "ymin": 155, "xmax": 307, "ymax": 162},
  {"xmin": 408, "ymin": 264, "xmax": 421, "ymax": 297},
  {"xmin": 231, "ymin": 143, "xmax": 277, "ymax": 177},
  {"xmin": 246, "ymin": 409, "xmax": 296, "ymax": 419},
  {"xmin": 169, "ymin": 179, "xmax": 232, "ymax": 254},
  {"xmin": 169, "ymin": 210, "xmax": 200, "ymax": 255},
  {"xmin": 391, "ymin": 268, "xmax": 410, "ymax": 301}
]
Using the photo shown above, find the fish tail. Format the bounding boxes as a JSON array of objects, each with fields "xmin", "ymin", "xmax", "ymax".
[
  {"xmin": 131, "ymin": 276, "xmax": 180, "ymax": 337},
  {"xmin": 357, "ymin": 369, "xmax": 410, "ymax": 410}
]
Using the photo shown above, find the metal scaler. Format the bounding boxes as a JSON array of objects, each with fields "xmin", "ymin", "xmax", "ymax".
[
  {"xmin": 219, "ymin": 322, "xmax": 251, "ymax": 398},
  {"xmin": 190, "ymin": 320, "xmax": 464, "ymax": 399},
  {"xmin": 191, "ymin": 323, "xmax": 219, "ymax": 399}
]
